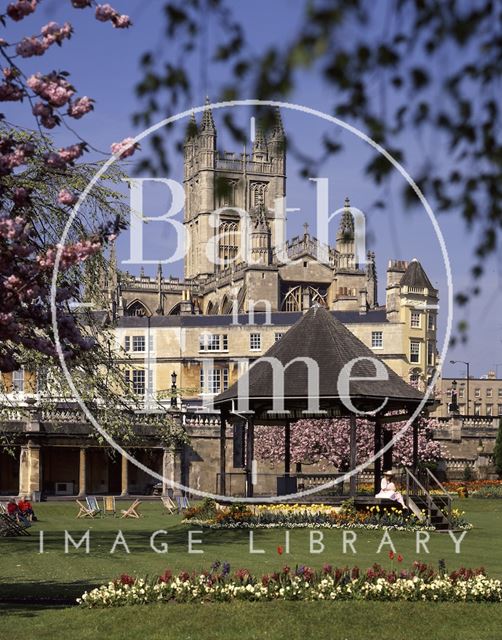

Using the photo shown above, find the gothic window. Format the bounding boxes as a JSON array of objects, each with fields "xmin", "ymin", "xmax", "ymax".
[
  {"xmin": 206, "ymin": 300, "xmax": 220, "ymax": 315},
  {"xmin": 216, "ymin": 178, "xmax": 238, "ymax": 207},
  {"xmin": 250, "ymin": 182, "xmax": 268, "ymax": 209},
  {"xmin": 218, "ymin": 221, "xmax": 239, "ymax": 268},
  {"xmin": 282, "ymin": 286, "xmax": 302, "ymax": 311},
  {"xmin": 221, "ymin": 295, "xmax": 233, "ymax": 314},
  {"xmin": 281, "ymin": 285, "xmax": 327, "ymax": 311},
  {"xmin": 126, "ymin": 300, "xmax": 150, "ymax": 317}
]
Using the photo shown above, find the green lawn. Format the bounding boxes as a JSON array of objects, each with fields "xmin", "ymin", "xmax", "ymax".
[{"xmin": 1, "ymin": 498, "xmax": 501, "ymax": 639}]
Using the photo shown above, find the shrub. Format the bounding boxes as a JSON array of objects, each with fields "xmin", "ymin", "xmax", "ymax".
[
  {"xmin": 471, "ymin": 485, "xmax": 502, "ymax": 499},
  {"xmin": 463, "ymin": 465, "xmax": 474, "ymax": 481}
]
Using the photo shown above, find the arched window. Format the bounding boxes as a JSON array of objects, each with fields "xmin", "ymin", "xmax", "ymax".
[
  {"xmin": 206, "ymin": 300, "xmax": 219, "ymax": 315},
  {"xmin": 282, "ymin": 286, "xmax": 302, "ymax": 312},
  {"xmin": 221, "ymin": 295, "xmax": 233, "ymax": 314},
  {"xmin": 281, "ymin": 286, "xmax": 327, "ymax": 311},
  {"xmin": 218, "ymin": 221, "xmax": 239, "ymax": 269},
  {"xmin": 126, "ymin": 300, "xmax": 150, "ymax": 317}
]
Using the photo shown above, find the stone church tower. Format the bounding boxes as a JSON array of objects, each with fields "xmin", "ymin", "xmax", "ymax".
[
  {"xmin": 183, "ymin": 101, "xmax": 286, "ymax": 281},
  {"xmin": 104, "ymin": 105, "xmax": 397, "ymax": 318}
]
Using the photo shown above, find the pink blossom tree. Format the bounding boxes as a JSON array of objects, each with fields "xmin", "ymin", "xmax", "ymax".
[
  {"xmin": 254, "ymin": 416, "xmax": 444, "ymax": 469},
  {"xmin": 0, "ymin": 1, "xmax": 137, "ymax": 372}
]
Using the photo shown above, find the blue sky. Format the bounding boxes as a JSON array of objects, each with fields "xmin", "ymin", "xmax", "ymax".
[{"xmin": 6, "ymin": 0, "xmax": 501, "ymax": 378}]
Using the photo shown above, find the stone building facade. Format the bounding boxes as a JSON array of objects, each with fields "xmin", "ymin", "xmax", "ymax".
[
  {"xmin": 0, "ymin": 106, "xmax": 442, "ymax": 497},
  {"xmin": 433, "ymin": 371, "xmax": 502, "ymax": 418}
]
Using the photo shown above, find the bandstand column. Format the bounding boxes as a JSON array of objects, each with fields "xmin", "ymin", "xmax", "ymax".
[
  {"xmin": 349, "ymin": 414, "xmax": 357, "ymax": 497},
  {"xmin": 246, "ymin": 418, "xmax": 255, "ymax": 497},
  {"xmin": 284, "ymin": 420, "xmax": 291, "ymax": 476},
  {"xmin": 219, "ymin": 415, "xmax": 226, "ymax": 495},
  {"xmin": 374, "ymin": 417, "xmax": 382, "ymax": 495},
  {"xmin": 412, "ymin": 418, "xmax": 419, "ymax": 471}
]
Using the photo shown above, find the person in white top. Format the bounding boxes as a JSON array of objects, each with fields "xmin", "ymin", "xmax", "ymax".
[{"xmin": 375, "ymin": 470, "xmax": 408, "ymax": 509}]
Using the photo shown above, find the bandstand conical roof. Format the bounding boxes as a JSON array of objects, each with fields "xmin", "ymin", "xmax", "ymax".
[{"xmin": 214, "ymin": 305, "xmax": 425, "ymax": 417}]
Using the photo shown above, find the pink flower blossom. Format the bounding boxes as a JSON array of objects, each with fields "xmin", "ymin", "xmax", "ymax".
[
  {"xmin": 67, "ymin": 96, "xmax": 94, "ymax": 119},
  {"xmin": 16, "ymin": 36, "xmax": 48, "ymax": 58},
  {"xmin": 0, "ymin": 148, "xmax": 26, "ymax": 174},
  {"xmin": 32, "ymin": 102, "xmax": 59, "ymax": 129},
  {"xmin": 95, "ymin": 4, "xmax": 132, "ymax": 28},
  {"xmin": 58, "ymin": 142, "xmax": 86, "ymax": 162},
  {"xmin": 255, "ymin": 416, "xmax": 444, "ymax": 469},
  {"xmin": 58, "ymin": 188, "xmax": 78, "ymax": 205},
  {"xmin": 0, "ymin": 82, "xmax": 23, "ymax": 101},
  {"xmin": 110, "ymin": 137, "xmax": 139, "ymax": 158},
  {"xmin": 44, "ymin": 143, "xmax": 86, "ymax": 168},
  {"xmin": 112, "ymin": 14, "xmax": 132, "ymax": 29},
  {"xmin": 27, "ymin": 72, "xmax": 75, "ymax": 107},
  {"xmin": 12, "ymin": 187, "xmax": 30, "ymax": 206},
  {"xmin": 43, "ymin": 151, "xmax": 66, "ymax": 169},
  {"xmin": 41, "ymin": 21, "xmax": 73, "ymax": 46},
  {"xmin": 7, "ymin": 0, "xmax": 37, "ymax": 22},
  {"xmin": 95, "ymin": 3, "xmax": 116, "ymax": 21}
]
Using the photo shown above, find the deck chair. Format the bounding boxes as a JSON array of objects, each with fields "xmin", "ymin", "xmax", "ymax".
[
  {"xmin": 103, "ymin": 496, "xmax": 116, "ymax": 517},
  {"xmin": 76, "ymin": 498, "xmax": 99, "ymax": 518},
  {"xmin": 175, "ymin": 495, "xmax": 190, "ymax": 512},
  {"xmin": 0, "ymin": 502, "xmax": 8, "ymax": 515},
  {"xmin": 0, "ymin": 513, "xmax": 30, "ymax": 537},
  {"xmin": 121, "ymin": 499, "xmax": 142, "ymax": 519},
  {"xmin": 161, "ymin": 495, "xmax": 176, "ymax": 514},
  {"xmin": 86, "ymin": 496, "xmax": 101, "ymax": 517}
]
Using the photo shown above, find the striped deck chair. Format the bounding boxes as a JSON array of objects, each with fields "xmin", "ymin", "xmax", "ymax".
[
  {"xmin": 103, "ymin": 496, "xmax": 116, "ymax": 517},
  {"xmin": 161, "ymin": 495, "xmax": 176, "ymax": 514},
  {"xmin": 175, "ymin": 495, "xmax": 190, "ymax": 512},
  {"xmin": 76, "ymin": 499, "xmax": 99, "ymax": 518},
  {"xmin": 0, "ymin": 513, "xmax": 30, "ymax": 537},
  {"xmin": 86, "ymin": 496, "xmax": 101, "ymax": 517},
  {"xmin": 120, "ymin": 499, "xmax": 142, "ymax": 519}
]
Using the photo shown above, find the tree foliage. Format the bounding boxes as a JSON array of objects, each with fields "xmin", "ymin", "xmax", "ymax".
[
  {"xmin": 254, "ymin": 416, "xmax": 443, "ymax": 469},
  {"xmin": 134, "ymin": 0, "xmax": 502, "ymax": 342}
]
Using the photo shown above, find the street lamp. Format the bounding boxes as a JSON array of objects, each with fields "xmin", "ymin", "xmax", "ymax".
[
  {"xmin": 450, "ymin": 360, "xmax": 470, "ymax": 415},
  {"xmin": 449, "ymin": 379, "xmax": 459, "ymax": 414},
  {"xmin": 170, "ymin": 371, "xmax": 178, "ymax": 408}
]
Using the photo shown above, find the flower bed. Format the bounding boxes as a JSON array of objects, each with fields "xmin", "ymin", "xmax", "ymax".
[
  {"xmin": 432, "ymin": 480, "xmax": 502, "ymax": 499},
  {"xmin": 78, "ymin": 561, "xmax": 502, "ymax": 607},
  {"xmin": 183, "ymin": 500, "xmax": 468, "ymax": 531}
]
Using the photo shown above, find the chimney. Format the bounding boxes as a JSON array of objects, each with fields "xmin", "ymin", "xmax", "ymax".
[
  {"xmin": 359, "ymin": 288, "xmax": 367, "ymax": 315},
  {"xmin": 179, "ymin": 289, "xmax": 193, "ymax": 315}
]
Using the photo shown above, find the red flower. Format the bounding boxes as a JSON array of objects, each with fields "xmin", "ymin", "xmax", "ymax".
[
  {"xmin": 397, "ymin": 554, "xmax": 403, "ymax": 563},
  {"xmin": 277, "ymin": 546, "xmax": 284, "ymax": 555},
  {"xmin": 389, "ymin": 551, "xmax": 395, "ymax": 560}
]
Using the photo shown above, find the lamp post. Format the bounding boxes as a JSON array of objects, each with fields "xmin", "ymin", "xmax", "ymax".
[
  {"xmin": 450, "ymin": 360, "xmax": 470, "ymax": 415},
  {"xmin": 170, "ymin": 371, "xmax": 178, "ymax": 408},
  {"xmin": 450, "ymin": 379, "xmax": 459, "ymax": 414}
]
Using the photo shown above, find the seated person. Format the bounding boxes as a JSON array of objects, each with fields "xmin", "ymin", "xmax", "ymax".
[
  {"xmin": 375, "ymin": 470, "xmax": 408, "ymax": 509},
  {"xmin": 6, "ymin": 498, "xmax": 30, "ymax": 526},
  {"xmin": 18, "ymin": 496, "xmax": 36, "ymax": 521}
]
